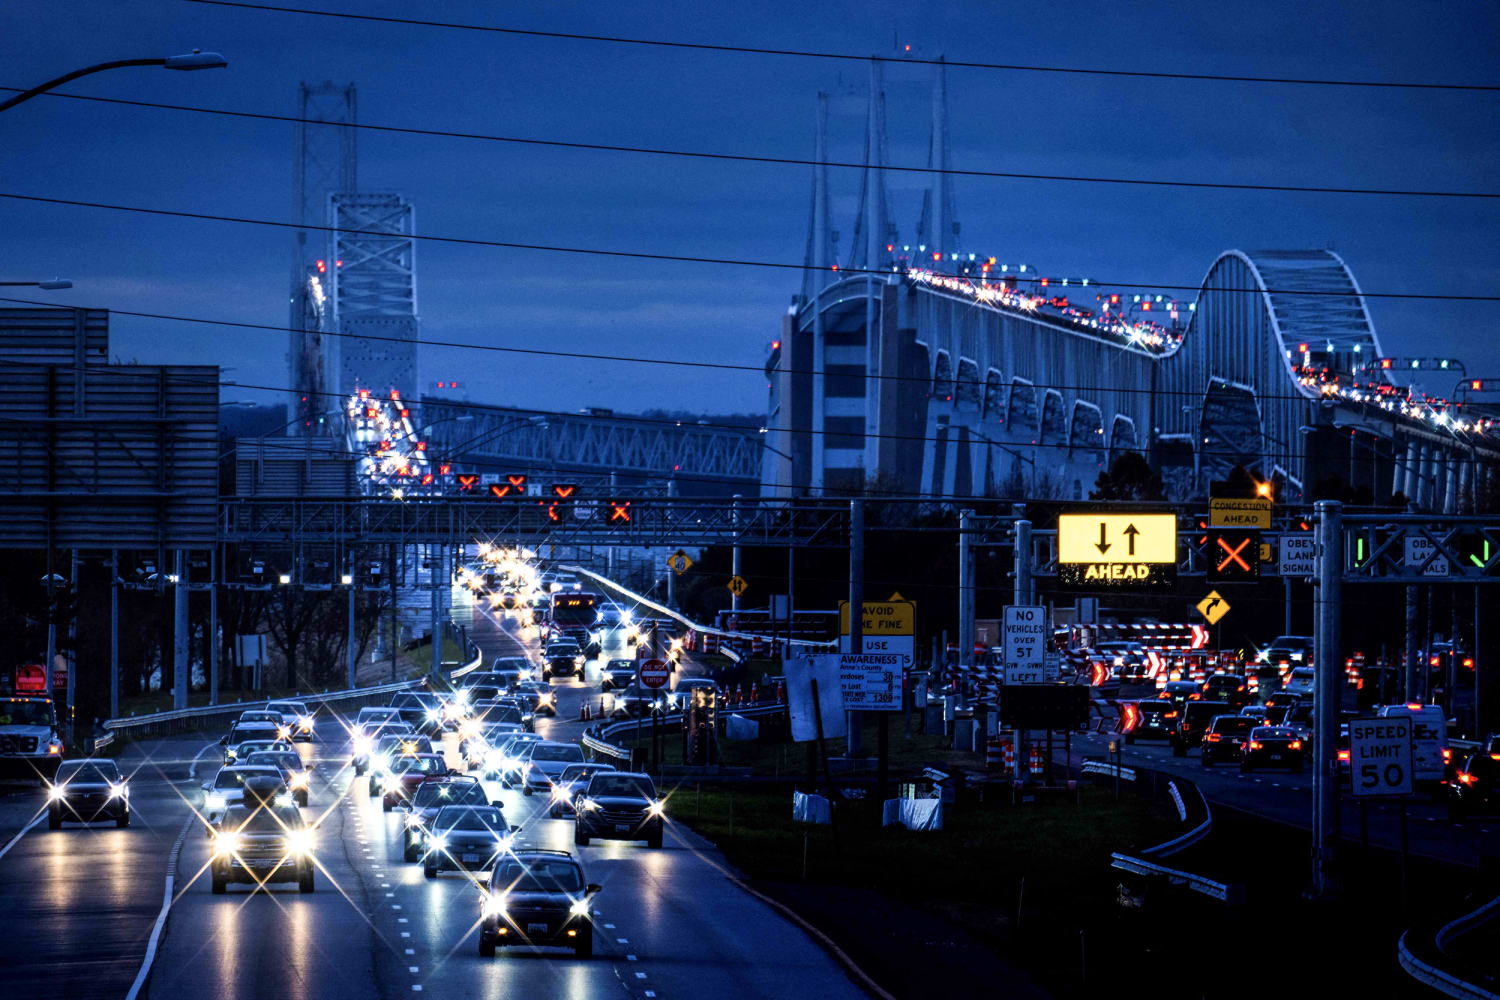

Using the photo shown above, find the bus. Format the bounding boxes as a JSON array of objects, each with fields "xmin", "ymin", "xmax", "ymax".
[{"xmin": 550, "ymin": 591, "xmax": 601, "ymax": 630}]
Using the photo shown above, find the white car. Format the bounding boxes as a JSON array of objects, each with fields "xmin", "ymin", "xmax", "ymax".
[
  {"xmin": 266, "ymin": 700, "xmax": 315, "ymax": 742},
  {"xmin": 520, "ymin": 742, "xmax": 586, "ymax": 796},
  {"xmin": 1283, "ymin": 666, "xmax": 1316, "ymax": 698}
]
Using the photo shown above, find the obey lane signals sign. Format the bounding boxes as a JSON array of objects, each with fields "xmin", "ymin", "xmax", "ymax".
[
  {"xmin": 1057, "ymin": 513, "xmax": 1177, "ymax": 587},
  {"xmin": 1277, "ymin": 533, "xmax": 1316, "ymax": 578},
  {"xmin": 1349, "ymin": 716, "xmax": 1414, "ymax": 798},
  {"xmin": 1002, "ymin": 605, "xmax": 1047, "ymax": 667}
]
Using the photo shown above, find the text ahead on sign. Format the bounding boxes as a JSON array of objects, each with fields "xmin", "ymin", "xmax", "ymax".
[{"xmin": 1058, "ymin": 513, "xmax": 1177, "ymax": 565}]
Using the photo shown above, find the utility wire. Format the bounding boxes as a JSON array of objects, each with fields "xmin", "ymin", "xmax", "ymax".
[
  {"xmin": 0, "ymin": 292, "xmax": 1473, "ymax": 409},
  {"xmin": 182, "ymin": 0, "xmax": 1500, "ymax": 93},
  {"xmin": 8, "ymin": 86, "xmax": 1494, "ymax": 201},
  {"xmin": 4, "ymin": 191, "xmax": 1494, "ymax": 302}
]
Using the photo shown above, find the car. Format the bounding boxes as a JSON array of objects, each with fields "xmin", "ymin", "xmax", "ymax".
[
  {"xmin": 478, "ymin": 850, "xmax": 601, "ymax": 957},
  {"xmin": 423, "ymin": 804, "xmax": 516, "ymax": 878},
  {"xmin": 1448, "ymin": 752, "xmax": 1500, "ymax": 820},
  {"xmin": 559, "ymin": 626, "xmax": 600, "ymax": 658},
  {"xmin": 474, "ymin": 697, "xmax": 534, "ymax": 732},
  {"xmin": 521, "ymin": 741, "xmax": 587, "ymax": 796},
  {"xmin": 610, "ymin": 682, "xmax": 668, "ymax": 719},
  {"xmin": 600, "ymin": 660, "xmax": 638, "ymax": 692},
  {"xmin": 1283, "ymin": 666, "xmax": 1316, "ymax": 698},
  {"xmin": 514, "ymin": 681, "xmax": 558, "ymax": 717},
  {"xmin": 458, "ymin": 713, "xmax": 524, "ymax": 762},
  {"xmin": 381, "ymin": 753, "xmax": 451, "ymax": 811},
  {"xmin": 1200, "ymin": 715, "xmax": 1259, "ymax": 766},
  {"xmin": 1238, "ymin": 705, "xmax": 1270, "ymax": 724},
  {"xmin": 390, "ymin": 692, "xmax": 448, "ymax": 733},
  {"xmin": 210, "ymin": 795, "xmax": 316, "ymax": 894},
  {"xmin": 1262, "ymin": 693, "xmax": 1301, "ymax": 726},
  {"xmin": 201, "ymin": 764, "xmax": 286, "ymax": 826},
  {"xmin": 226, "ymin": 736, "xmax": 296, "ymax": 765},
  {"xmin": 543, "ymin": 642, "xmax": 584, "ymax": 681},
  {"xmin": 1376, "ymin": 703, "xmax": 1451, "ymax": 791},
  {"xmin": 47, "ymin": 758, "xmax": 130, "ymax": 828},
  {"xmin": 1122, "ymin": 700, "xmax": 1176, "ymax": 743},
  {"xmin": 237, "ymin": 710, "xmax": 285, "ymax": 728},
  {"xmin": 402, "ymin": 776, "xmax": 490, "ymax": 861},
  {"xmin": 495, "ymin": 733, "xmax": 548, "ymax": 785},
  {"xmin": 367, "ymin": 733, "xmax": 435, "ymax": 795},
  {"xmin": 220, "ymin": 722, "xmax": 284, "ymax": 763},
  {"xmin": 1171, "ymin": 700, "xmax": 1232, "ymax": 756},
  {"xmin": 244, "ymin": 750, "xmax": 313, "ymax": 806},
  {"xmin": 1258, "ymin": 635, "xmax": 1314, "ymax": 669},
  {"xmin": 573, "ymin": 771, "xmax": 664, "ymax": 848},
  {"xmin": 1201, "ymin": 673, "xmax": 1251, "ymax": 709},
  {"xmin": 1159, "ymin": 680, "xmax": 1202, "ymax": 709},
  {"xmin": 351, "ymin": 720, "xmax": 415, "ymax": 775},
  {"xmin": 1239, "ymin": 726, "xmax": 1304, "ymax": 772},
  {"xmin": 265, "ymin": 700, "xmax": 316, "ymax": 741},
  {"xmin": 548, "ymin": 763, "xmax": 616, "ymax": 818}
]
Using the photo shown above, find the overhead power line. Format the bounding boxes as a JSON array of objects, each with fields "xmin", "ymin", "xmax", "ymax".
[
  {"xmin": 0, "ymin": 293, "xmax": 1462, "ymax": 409},
  {"xmin": 9, "ymin": 86, "xmax": 1495, "ymax": 201},
  {"xmin": 3, "ymin": 191, "xmax": 1494, "ymax": 301},
  {"xmin": 183, "ymin": 0, "xmax": 1500, "ymax": 92}
]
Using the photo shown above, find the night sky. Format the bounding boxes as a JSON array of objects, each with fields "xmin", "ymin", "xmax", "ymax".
[{"xmin": 3, "ymin": 0, "xmax": 1497, "ymax": 414}]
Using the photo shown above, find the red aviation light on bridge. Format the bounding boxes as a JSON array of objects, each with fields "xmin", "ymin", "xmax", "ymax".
[
  {"xmin": 1109, "ymin": 294, "xmax": 1119, "ymax": 304},
  {"xmin": 771, "ymin": 340, "xmax": 781, "ymax": 350},
  {"xmin": 420, "ymin": 473, "xmax": 434, "ymax": 486},
  {"xmin": 358, "ymin": 390, "xmax": 370, "ymax": 400},
  {"xmin": 315, "ymin": 259, "xmax": 326, "ymax": 273},
  {"xmin": 438, "ymin": 464, "xmax": 451, "ymax": 476}
]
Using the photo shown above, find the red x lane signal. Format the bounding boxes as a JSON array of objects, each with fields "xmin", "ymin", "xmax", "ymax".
[
  {"xmin": 541, "ymin": 501, "xmax": 561, "ymax": 522},
  {"xmin": 609, "ymin": 501, "xmax": 631, "ymax": 524},
  {"xmin": 1207, "ymin": 529, "xmax": 1260, "ymax": 580}
]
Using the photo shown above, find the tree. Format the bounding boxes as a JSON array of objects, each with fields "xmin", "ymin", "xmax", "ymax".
[{"xmin": 1090, "ymin": 452, "xmax": 1165, "ymax": 502}]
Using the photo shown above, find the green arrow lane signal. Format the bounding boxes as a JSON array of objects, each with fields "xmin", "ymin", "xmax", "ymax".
[{"xmin": 1472, "ymin": 539, "xmax": 1491, "ymax": 569}]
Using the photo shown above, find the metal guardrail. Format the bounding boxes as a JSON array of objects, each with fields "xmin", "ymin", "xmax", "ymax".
[
  {"xmin": 1142, "ymin": 779, "xmax": 1213, "ymax": 859},
  {"xmin": 1081, "ymin": 760, "xmax": 1137, "ymax": 782},
  {"xmin": 97, "ymin": 648, "xmax": 484, "ymax": 745},
  {"xmin": 581, "ymin": 702, "xmax": 789, "ymax": 761},
  {"xmin": 1397, "ymin": 891, "xmax": 1500, "ymax": 1000},
  {"xmin": 1110, "ymin": 853, "xmax": 1244, "ymax": 905}
]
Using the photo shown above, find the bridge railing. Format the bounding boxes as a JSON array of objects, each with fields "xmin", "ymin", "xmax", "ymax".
[
  {"xmin": 581, "ymin": 701, "xmax": 789, "ymax": 762},
  {"xmin": 95, "ymin": 648, "xmax": 483, "ymax": 751}
]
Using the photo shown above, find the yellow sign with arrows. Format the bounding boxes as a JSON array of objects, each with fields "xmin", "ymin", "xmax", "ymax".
[
  {"xmin": 1195, "ymin": 590, "xmax": 1231, "ymax": 625},
  {"xmin": 727, "ymin": 575, "xmax": 748, "ymax": 597},
  {"xmin": 1058, "ymin": 513, "xmax": 1178, "ymax": 587}
]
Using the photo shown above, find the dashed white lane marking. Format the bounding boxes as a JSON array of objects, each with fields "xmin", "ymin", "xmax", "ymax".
[
  {"xmin": 401, "ymin": 932, "xmax": 411, "ymax": 938},
  {"xmin": 604, "ymin": 922, "xmax": 616, "ymax": 929},
  {"xmin": 626, "ymin": 954, "xmax": 637, "ymax": 961},
  {"xmin": 412, "ymin": 987, "xmax": 422, "ymax": 992},
  {"xmin": 634, "ymin": 972, "xmax": 647, "ymax": 979},
  {"xmin": 408, "ymin": 966, "xmax": 419, "ymax": 973},
  {"xmin": 392, "ymin": 904, "xmax": 403, "ymax": 910},
  {"xmin": 386, "ymin": 892, "xmax": 395, "ymax": 898},
  {"xmin": 644, "ymin": 992, "xmax": 656, "ymax": 998},
  {"xmin": 405, "ymin": 948, "xmax": 415, "ymax": 955},
  {"xmin": 617, "ymin": 937, "xmax": 628, "ymax": 943},
  {"xmin": 398, "ymin": 917, "xmax": 409, "ymax": 923}
]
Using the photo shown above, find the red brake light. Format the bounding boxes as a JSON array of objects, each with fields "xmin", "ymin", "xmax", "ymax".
[
  {"xmin": 1163, "ymin": 711, "xmax": 1178, "ymax": 719},
  {"xmin": 1248, "ymin": 741, "xmax": 1262, "ymax": 751},
  {"xmin": 1205, "ymin": 733, "xmax": 1221, "ymax": 742},
  {"xmin": 1406, "ymin": 703, "xmax": 1423, "ymax": 711},
  {"xmin": 1442, "ymin": 748, "xmax": 1452, "ymax": 762},
  {"xmin": 1337, "ymin": 750, "xmax": 1349, "ymax": 761},
  {"xmin": 1288, "ymin": 740, "xmax": 1302, "ymax": 750}
]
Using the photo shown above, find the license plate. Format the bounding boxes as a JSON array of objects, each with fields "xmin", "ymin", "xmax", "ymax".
[
  {"xmin": 614, "ymin": 823, "xmax": 629, "ymax": 833},
  {"xmin": 1268, "ymin": 754, "xmax": 1282, "ymax": 760},
  {"xmin": 461, "ymin": 853, "xmax": 479, "ymax": 863},
  {"xmin": 526, "ymin": 922, "xmax": 549, "ymax": 935}
]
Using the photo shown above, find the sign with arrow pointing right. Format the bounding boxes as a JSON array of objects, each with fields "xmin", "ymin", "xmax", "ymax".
[{"xmin": 1057, "ymin": 513, "xmax": 1177, "ymax": 589}]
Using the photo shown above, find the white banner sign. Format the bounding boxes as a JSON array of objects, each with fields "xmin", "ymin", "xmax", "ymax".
[
  {"xmin": 1004, "ymin": 664, "xmax": 1045, "ymax": 686},
  {"xmin": 1277, "ymin": 534, "xmax": 1316, "ymax": 578},
  {"xmin": 839, "ymin": 634, "xmax": 914, "ymax": 667},
  {"xmin": 785, "ymin": 655, "xmax": 848, "ymax": 742}
]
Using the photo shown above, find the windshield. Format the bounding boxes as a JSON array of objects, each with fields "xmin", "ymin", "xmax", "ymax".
[
  {"xmin": 492, "ymin": 859, "xmax": 584, "ymax": 893},
  {"xmin": 468, "ymin": 686, "xmax": 502, "ymax": 701},
  {"xmin": 57, "ymin": 760, "xmax": 121, "ymax": 783},
  {"xmin": 246, "ymin": 752, "xmax": 302, "ymax": 771},
  {"xmin": 413, "ymin": 781, "xmax": 487, "ymax": 807},
  {"xmin": 0, "ymin": 700, "xmax": 55, "ymax": 727},
  {"xmin": 531, "ymin": 744, "xmax": 584, "ymax": 763},
  {"xmin": 481, "ymin": 707, "xmax": 523, "ymax": 725},
  {"xmin": 434, "ymin": 806, "xmax": 505, "ymax": 832},
  {"xmin": 491, "ymin": 658, "xmax": 529, "ymax": 670},
  {"xmin": 589, "ymin": 774, "xmax": 656, "ymax": 798},
  {"xmin": 607, "ymin": 661, "xmax": 635, "ymax": 671},
  {"xmin": 391, "ymin": 756, "xmax": 445, "ymax": 774},
  {"xmin": 360, "ymin": 709, "xmax": 399, "ymax": 722},
  {"xmin": 561, "ymin": 764, "xmax": 612, "ymax": 783},
  {"xmin": 1270, "ymin": 637, "xmax": 1311, "ymax": 650},
  {"xmin": 222, "ymin": 805, "xmax": 303, "ymax": 831},
  {"xmin": 1210, "ymin": 717, "xmax": 1256, "ymax": 735},
  {"xmin": 1137, "ymin": 702, "xmax": 1170, "ymax": 716},
  {"xmin": 547, "ymin": 644, "xmax": 579, "ymax": 655},
  {"xmin": 240, "ymin": 712, "xmax": 280, "ymax": 723},
  {"xmin": 1253, "ymin": 728, "xmax": 1297, "ymax": 740},
  {"xmin": 215, "ymin": 768, "xmax": 279, "ymax": 788},
  {"xmin": 267, "ymin": 702, "xmax": 306, "ymax": 714}
]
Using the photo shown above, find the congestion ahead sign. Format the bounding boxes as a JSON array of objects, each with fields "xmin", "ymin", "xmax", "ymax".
[{"xmin": 1057, "ymin": 513, "xmax": 1177, "ymax": 588}]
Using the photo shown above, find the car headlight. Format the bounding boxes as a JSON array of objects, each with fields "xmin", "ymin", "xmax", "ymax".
[
  {"xmin": 483, "ymin": 891, "xmax": 508, "ymax": 917},
  {"xmin": 429, "ymin": 834, "xmax": 448, "ymax": 852},
  {"xmin": 425, "ymin": 709, "xmax": 442, "ymax": 723},
  {"xmin": 495, "ymin": 834, "xmax": 513, "ymax": 853},
  {"xmin": 225, "ymin": 748, "xmax": 237, "ymax": 760},
  {"xmin": 485, "ymin": 751, "xmax": 505, "ymax": 770},
  {"xmin": 647, "ymin": 801, "xmax": 665, "ymax": 818},
  {"xmin": 579, "ymin": 798, "xmax": 597, "ymax": 812},
  {"xmin": 551, "ymin": 785, "xmax": 568, "ymax": 801},
  {"xmin": 289, "ymin": 772, "xmax": 309, "ymax": 789},
  {"xmin": 299, "ymin": 716, "xmax": 314, "ymax": 730},
  {"xmin": 1291, "ymin": 652, "xmax": 1304, "ymax": 662},
  {"xmin": 205, "ymin": 792, "xmax": 227, "ymax": 811},
  {"xmin": 47, "ymin": 738, "xmax": 63, "ymax": 755},
  {"xmin": 109, "ymin": 782, "xmax": 129, "ymax": 799},
  {"xmin": 569, "ymin": 897, "xmax": 590, "ymax": 917},
  {"xmin": 354, "ymin": 736, "xmax": 373, "ymax": 755},
  {"xmin": 286, "ymin": 829, "xmax": 315, "ymax": 855},
  {"xmin": 500, "ymin": 756, "xmax": 517, "ymax": 772},
  {"xmin": 276, "ymin": 726, "xmax": 291, "ymax": 739},
  {"xmin": 213, "ymin": 831, "xmax": 241, "ymax": 856},
  {"xmin": 405, "ymin": 813, "xmax": 423, "ymax": 828},
  {"xmin": 47, "ymin": 784, "xmax": 66, "ymax": 802},
  {"xmin": 383, "ymin": 776, "xmax": 401, "ymax": 793},
  {"xmin": 372, "ymin": 755, "xmax": 391, "ymax": 773},
  {"xmin": 275, "ymin": 793, "xmax": 295, "ymax": 808}
]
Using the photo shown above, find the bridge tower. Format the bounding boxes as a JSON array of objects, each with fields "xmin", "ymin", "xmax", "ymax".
[{"xmin": 289, "ymin": 82, "xmax": 357, "ymax": 435}]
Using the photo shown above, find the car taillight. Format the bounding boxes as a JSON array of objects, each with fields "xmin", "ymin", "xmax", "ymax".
[
  {"xmin": 1164, "ymin": 711, "xmax": 1178, "ymax": 719},
  {"xmin": 1249, "ymin": 741, "xmax": 1262, "ymax": 751},
  {"xmin": 1457, "ymin": 771, "xmax": 1476, "ymax": 786},
  {"xmin": 1338, "ymin": 750, "xmax": 1349, "ymax": 761},
  {"xmin": 1442, "ymin": 748, "xmax": 1452, "ymax": 763},
  {"xmin": 1288, "ymin": 740, "xmax": 1302, "ymax": 750},
  {"xmin": 1205, "ymin": 733, "xmax": 1221, "ymax": 742}
]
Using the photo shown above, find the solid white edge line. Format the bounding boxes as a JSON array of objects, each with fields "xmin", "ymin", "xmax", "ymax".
[
  {"xmin": 125, "ymin": 814, "xmax": 192, "ymax": 1000},
  {"xmin": 0, "ymin": 814, "xmax": 45, "ymax": 863}
]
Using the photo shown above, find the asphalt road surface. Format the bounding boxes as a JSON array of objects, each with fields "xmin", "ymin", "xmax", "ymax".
[{"xmin": 0, "ymin": 606, "xmax": 864, "ymax": 1000}]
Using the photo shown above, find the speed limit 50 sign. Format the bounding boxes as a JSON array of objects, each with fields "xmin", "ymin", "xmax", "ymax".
[{"xmin": 1348, "ymin": 717, "xmax": 1414, "ymax": 798}]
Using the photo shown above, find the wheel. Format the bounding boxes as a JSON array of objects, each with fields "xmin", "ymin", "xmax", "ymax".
[
  {"xmin": 574, "ymin": 827, "xmax": 590, "ymax": 847},
  {"xmin": 1172, "ymin": 741, "xmax": 1187, "ymax": 758},
  {"xmin": 117, "ymin": 811, "xmax": 131, "ymax": 828},
  {"xmin": 573, "ymin": 930, "xmax": 592, "ymax": 957},
  {"xmin": 478, "ymin": 932, "xmax": 496, "ymax": 958},
  {"xmin": 48, "ymin": 809, "xmax": 61, "ymax": 830},
  {"xmin": 368, "ymin": 778, "xmax": 378, "ymax": 797},
  {"xmin": 550, "ymin": 806, "xmax": 560, "ymax": 819},
  {"xmin": 355, "ymin": 764, "xmax": 366, "ymax": 776},
  {"xmin": 404, "ymin": 841, "xmax": 418, "ymax": 862},
  {"xmin": 423, "ymin": 863, "xmax": 437, "ymax": 879},
  {"xmin": 382, "ymin": 797, "xmax": 392, "ymax": 812},
  {"xmin": 647, "ymin": 830, "xmax": 663, "ymax": 849},
  {"xmin": 523, "ymin": 786, "xmax": 533, "ymax": 797},
  {"xmin": 296, "ymin": 791, "xmax": 308, "ymax": 807},
  {"xmin": 299, "ymin": 867, "xmax": 315, "ymax": 893},
  {"xmin": 211, "ymin": 873, "xmax": 226, "ymax": 894},
  {"xmin": 541, "ymin": 670, "xmax": 550, "ymax": 682}
]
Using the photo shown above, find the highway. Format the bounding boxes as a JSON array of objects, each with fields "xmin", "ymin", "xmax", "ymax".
[{"xmin": 0, "ymin": 602, "xmax": 868, "ymax": 1000}]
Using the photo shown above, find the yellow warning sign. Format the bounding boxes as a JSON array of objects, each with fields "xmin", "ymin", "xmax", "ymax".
[
  {"xmin": 727, "ymin": 575, "xmax": 748, "ymax": 597},
  {"xmin": 838, "ymin": 600, "xmax": 916, "ymax": 636},
  {"xmin": 667, "ymin": 550, "xmax": 693, "ymax": 575},
  {"xmin": 1195, "ymin": 590, "xmax": 1231, "ymax": 625}
]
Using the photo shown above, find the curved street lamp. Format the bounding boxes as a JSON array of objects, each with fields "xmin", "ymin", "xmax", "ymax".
[{"xmin": 0, "ymin": 51, "xmax": 226, "ymax": 113}]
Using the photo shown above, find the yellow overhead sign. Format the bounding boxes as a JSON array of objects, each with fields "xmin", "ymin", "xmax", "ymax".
[
  {"xmin": 1210, "ymin": 498, "xmax": 1272, "ymax": 529},
  {"xmin": 838, "ymin": 600, "xmax": 916, "ymax": 636},
  {"xmin": 1058, "ymin": 513, "xmax": 1177, "ymax": 565}
]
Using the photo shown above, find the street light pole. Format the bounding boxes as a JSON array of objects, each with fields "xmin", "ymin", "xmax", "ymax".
[
  {"xmin": 0, "ymin": 52, "xmax": 226, "ymax": 113},
  {"xmin": 0, "ymin": 280, "xmax": 71, "ymax": 289}
]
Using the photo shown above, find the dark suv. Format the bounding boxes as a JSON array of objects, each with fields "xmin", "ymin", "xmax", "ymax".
[
  {"xmin": 210, "ymin": 784, "xmax": 315, "ymax": 894},
  {"xmin": 1171, "ymin": 701, "xmax": 1231, "ymax": 756},
  {"xmin": 47, "ymin": 758, "xmax": 130, "ymax": 828},
  {"xmin": 1123, "ymin": 700, "xmax": 1176, "ymax": 743},
  {"xmin": 574, "ymin": 771, "xmax": 664, "ymax": 848},
  {"xmin": 1200, "ymin": 714, "xmax": 1258, "ymax": 766},
  {"xmin": 479, "ymin": 850, "xmax": 600, "ymax": 957}
]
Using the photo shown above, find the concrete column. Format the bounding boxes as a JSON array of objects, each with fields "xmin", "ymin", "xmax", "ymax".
[
  {"xmin": 209, "ymin": 547, "xmax": 219, "ymax": 705},
  {"xmin": 1417, "ymin": 444, "xmax": 1433, "ymax": 509},
  {"xmin": 958, "ymin": 510, "xmax": 975, "ymax": 677},
  {"xmin": 1444, "ymin": 452, "xmax": 1459, "ymax": 513},
  {"xmin": 1457, "ymin": 457, "xmax": 1472, "ymax": 514},
  {"xmin": 1402, "ymin": 440, "xmax": 1419, "ymax": 503}
]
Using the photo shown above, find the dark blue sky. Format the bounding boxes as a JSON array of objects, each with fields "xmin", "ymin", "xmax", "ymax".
[{"xmin": 3, "ymin": 0, "xmax": 1497, "ymax": 414}]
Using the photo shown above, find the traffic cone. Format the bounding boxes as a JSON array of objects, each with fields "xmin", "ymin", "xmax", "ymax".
[
  {"xmin": 776, "ymin": 680, "xmax": 786, "ymax": 704},
  {"xmin": 580, "ymin": 700, "xmax": 590, "ymax": 721},
  {"xmin": 733, "ymin": 683, "xmax": 743, "ymax": 706},
  {"xmin": 750, "ymin": 682, "xmax": 758, "ymax": 704}
]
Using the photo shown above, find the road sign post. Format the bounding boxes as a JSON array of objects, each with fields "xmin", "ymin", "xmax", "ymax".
[{"xmin": 1312, "ymin": 501, "xmax": 1343, "ymax": 898}]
